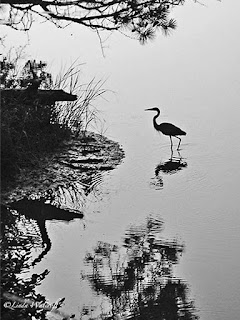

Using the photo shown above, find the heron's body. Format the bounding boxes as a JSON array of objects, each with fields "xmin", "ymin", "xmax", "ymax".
[{"xmin": 145, "ymin": 107, "xmax": 186, "ymax": 149}]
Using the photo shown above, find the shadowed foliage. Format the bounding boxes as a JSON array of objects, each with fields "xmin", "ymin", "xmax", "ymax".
[{"xmin": 0, "ymin": 53, "xmax": 107, "ymax": 181}]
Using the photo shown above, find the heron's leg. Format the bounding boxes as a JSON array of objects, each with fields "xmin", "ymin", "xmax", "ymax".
[
  {"xmin": 170, "ymin": 136, "xmax": 173, "ymax": 148},
  {"xmin": 176, "ymin": 137, "xmax": 181, "ymax": 150},
  {"xmin": 177, "ymin": 150, "xmax": 182, "ymax": 161}
]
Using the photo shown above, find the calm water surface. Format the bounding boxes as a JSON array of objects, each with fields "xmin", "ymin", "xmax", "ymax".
[
  {"xmin": 29, "ymin": 97, "xmax": 240, "ymax": 319},
  {"xmin": 5, "ymin": 1, "xmax": 240, "ymax": 319}
]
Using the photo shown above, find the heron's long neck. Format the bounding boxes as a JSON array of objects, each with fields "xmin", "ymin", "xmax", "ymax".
[{"xmin": 153, "ymin": 110, "xmax": 160, "ymax": 130}]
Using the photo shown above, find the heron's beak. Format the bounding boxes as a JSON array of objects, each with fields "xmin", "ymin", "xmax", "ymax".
[{"xmin": 145, "ymin": 108, "xmax": 151, "ymax": 111}]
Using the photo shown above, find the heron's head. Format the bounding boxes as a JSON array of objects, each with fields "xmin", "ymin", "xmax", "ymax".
[{"xmin": 145, "ymin": 107, "xmax": 160, "ymax": 113}]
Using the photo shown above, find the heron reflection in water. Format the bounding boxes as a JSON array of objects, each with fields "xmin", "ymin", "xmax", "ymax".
[
  {"xmin": 150, "ymin": 149, "xmax": 187, "ymax": 189},
  {"xmin": 155, "ymin": 149, "xmax": 187, "ymax": 176},
  {"xmin": 145, "ymin": 107, "xmax": 186, "ymax": 150}
]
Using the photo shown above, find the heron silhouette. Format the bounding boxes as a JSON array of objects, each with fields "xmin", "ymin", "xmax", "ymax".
[{"xmin": 145, "ymin": 107, "xmax": 186, "ymax": 150}]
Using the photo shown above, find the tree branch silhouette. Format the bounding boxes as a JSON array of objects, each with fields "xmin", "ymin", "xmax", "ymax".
[{"xmin": 1, "ymin": 0, "xmax": 188, "ymax": 43}]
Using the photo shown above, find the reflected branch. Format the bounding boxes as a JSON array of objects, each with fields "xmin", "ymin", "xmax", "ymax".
[{"xmin": 9, "ymin": 197, "xmax": 83, "ymax": 264}]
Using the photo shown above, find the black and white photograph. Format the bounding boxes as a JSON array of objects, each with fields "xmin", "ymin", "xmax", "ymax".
[{"xmin": 1, "ymin": 1, "xmax": 240, "ymax": 320}]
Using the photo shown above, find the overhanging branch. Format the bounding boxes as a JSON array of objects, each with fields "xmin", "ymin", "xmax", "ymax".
[{"xmin": 1, "ymin": 0, "xmax": 187, "ymax": 42}]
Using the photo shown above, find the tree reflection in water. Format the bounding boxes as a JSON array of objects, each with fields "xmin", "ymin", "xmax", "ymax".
[
  {"xmin": 1, "ymin": 205, "xmax": 49, "ymax": 320},
  {"xmin": 82, "ymin": 216, "xmax": 198, "ymax": 320},
  {"xmin": 9, "ymin": 194, "xmax": 84, "ymax": 266},
  {"xmin": 1, "ymin": 206, "xmax": 76, "ymax": 320}
]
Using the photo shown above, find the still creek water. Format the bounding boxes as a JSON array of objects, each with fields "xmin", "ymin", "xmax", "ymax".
[
  {"xmin": 2, "ymin": 2, "xmax": 240, "ymax": 318},
  {"xmin": 6, "ymin": 96, "xmax": 240, "ymax": 320}
]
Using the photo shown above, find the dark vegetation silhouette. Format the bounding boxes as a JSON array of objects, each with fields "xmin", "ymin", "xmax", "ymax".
[
  {"xmin": 0, "ymin": 53, "xmax": 107, "ymax": 181},
  {"xmin": 82, "ymin": 216, "xmax": 199, "ymax": 320},
  {"xmin": 1, "ymin": 0, "xmax": 188, "ymax": 44},
  {"xmin": 0, "ymin": 57, "xmax": 71, "ymax": 179},
  {"xmin": 145, "ymin": 107, "xmax": 186, "ymax": 149}
]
